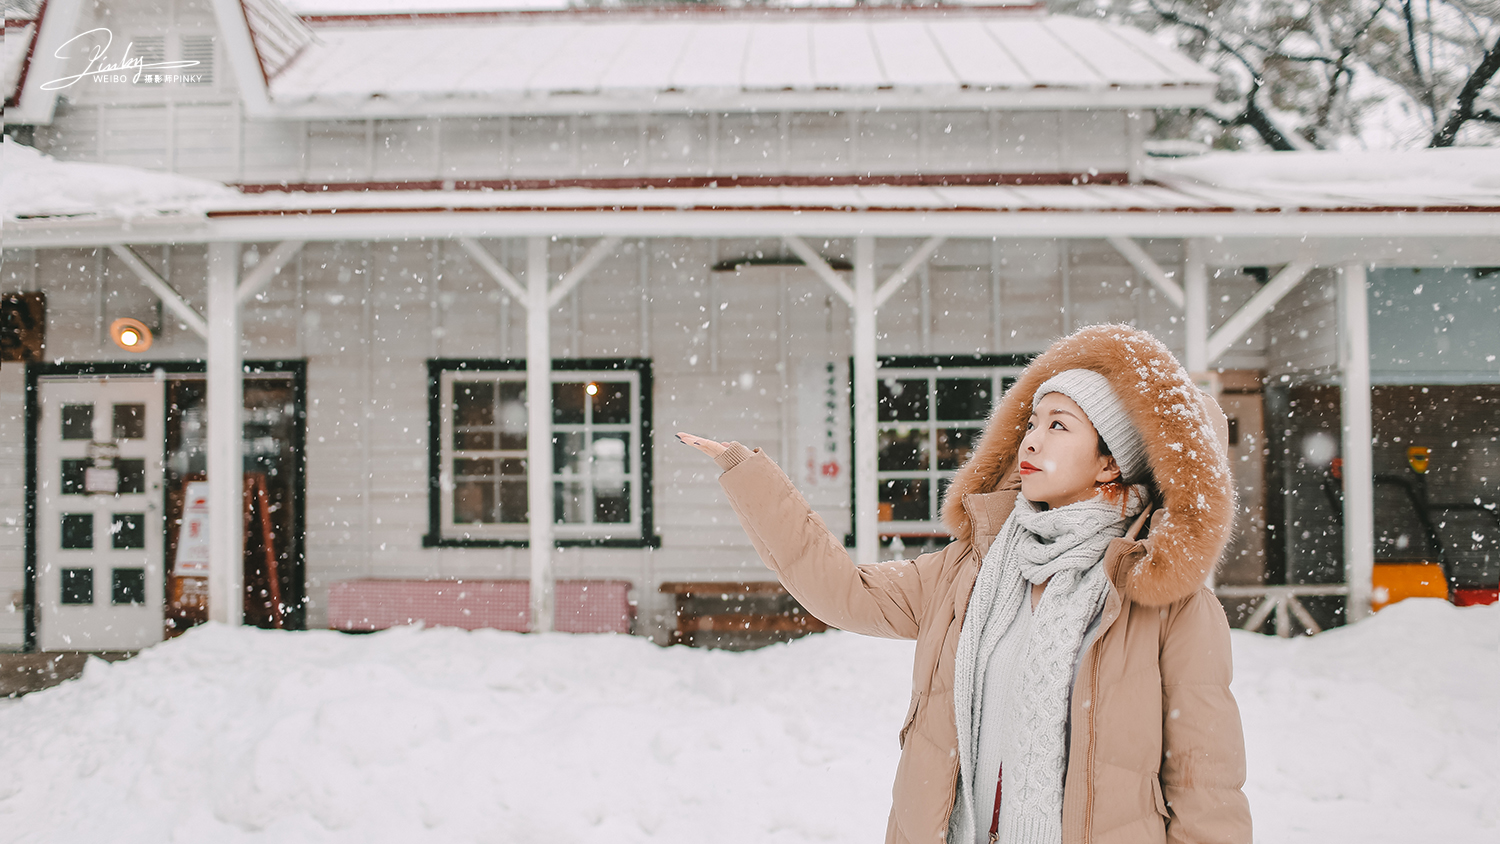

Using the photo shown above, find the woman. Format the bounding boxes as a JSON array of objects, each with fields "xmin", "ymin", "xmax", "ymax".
[{"xmin": 677, "ymin": 324, "xmax": 1251, "ymax": 844}]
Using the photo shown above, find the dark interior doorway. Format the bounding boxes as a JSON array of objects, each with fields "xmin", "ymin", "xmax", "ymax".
[{"xmin": 163, "ymin": 363, "xmax": 307, "ymax": 632}]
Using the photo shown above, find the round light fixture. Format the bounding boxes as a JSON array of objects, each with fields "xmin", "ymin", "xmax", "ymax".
[
  {"xmin": 585, "ymin": 383, "xmax": 599, "ymax": 396},
  {"xmin": 110, "ymin": 317, "xmax": 153, "ymax": 353}
]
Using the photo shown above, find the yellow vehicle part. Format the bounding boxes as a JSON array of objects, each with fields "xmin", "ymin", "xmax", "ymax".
[{"xmin": 1371, "ymin": 562, "xmax": 1449, "ymax": 612}]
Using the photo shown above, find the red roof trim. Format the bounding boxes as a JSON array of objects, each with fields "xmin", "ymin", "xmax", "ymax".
[{"xmin": 4, "ymin": 0, "xmax": 48, "ymax": 110}]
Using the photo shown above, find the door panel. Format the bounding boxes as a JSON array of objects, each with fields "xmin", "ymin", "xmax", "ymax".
[{"xmin": 37, "ymin": 379, "xmax": 164, "ymax": 651}]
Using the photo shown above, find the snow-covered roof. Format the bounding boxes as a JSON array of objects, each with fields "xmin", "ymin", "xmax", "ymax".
[
  {"xmin": 0, "ymin": 136, "xmax": 238, "ymax": 221},
  {"xmin": 262, "ymin": 5, "xmax": 1218, "ymax": 117},
  {"xmin": 1145, "ymin": 150, "xmax": 1500, "ymax": 210}
]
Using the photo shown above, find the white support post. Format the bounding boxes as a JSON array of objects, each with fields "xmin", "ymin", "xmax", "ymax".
[
  {"xmin": 1183, "ymin": 239, "xmax": 1209, "ymax": 372},
  {"xmin": 1181, "ymin": 238, "xmax": 1215, "ymax": 588},
  {"xmin": 1340, "ymin": 263, "xmax": 1375, "ymax": 622},
  {"xmin": 460, "ymin": 235, "xmax": 618, "ymax": 632},
  {"xmin": 206, "ymin": 242, "xmax": 243, "ymax": 626},
  {"xmin": 526, "ymin": 237, "xmax": 556, "ymax": 633},
  {"xmin": 853, "ymin": 236, "xmax": 879, "ymax": 566}
]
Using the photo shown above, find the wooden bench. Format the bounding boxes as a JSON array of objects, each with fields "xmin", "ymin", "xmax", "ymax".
[{"xmin": 659, "ymin": 581, "xmax": 828, "ymax": 648}]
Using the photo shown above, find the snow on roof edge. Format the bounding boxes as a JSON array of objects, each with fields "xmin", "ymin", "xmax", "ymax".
[{"xmin": 0, "ymin": 137, "xmax": 238, "ymax": 221}]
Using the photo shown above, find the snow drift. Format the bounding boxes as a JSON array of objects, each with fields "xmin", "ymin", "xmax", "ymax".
[{"xmin": 0, "ymin": 599, "xmax": 1493, "ymax": 843}]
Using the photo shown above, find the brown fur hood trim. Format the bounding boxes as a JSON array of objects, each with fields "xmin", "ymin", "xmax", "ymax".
[{"xmin": 941, "ymin": 324, "xmax": 1236, "ymax": 606}]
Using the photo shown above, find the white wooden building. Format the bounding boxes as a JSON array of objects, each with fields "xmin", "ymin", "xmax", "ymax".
[{"xmin": 4, "ymin": 0, "xmax": 1499, "ymax": 652}]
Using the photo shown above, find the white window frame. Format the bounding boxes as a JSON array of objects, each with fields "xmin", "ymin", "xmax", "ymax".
[
  {"xmin": 436, "ymin": 365, "xmax": 645, "ymax": 544},
  {"xmin": 872, "ymin": 364, "xmax": 1024, "ymax": 536}
]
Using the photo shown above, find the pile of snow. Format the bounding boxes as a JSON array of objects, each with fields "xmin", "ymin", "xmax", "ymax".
[
  {"xmin": 0, "ymin": 137, "xmax": 237, "ymax": 221},
  {"xmin": 0, "ymin": 599, "xmax": 1494, "ymax": 843}
]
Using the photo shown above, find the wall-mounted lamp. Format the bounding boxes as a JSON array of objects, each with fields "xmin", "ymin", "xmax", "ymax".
[{"xmin": 110, "ymin": 317, "xmax": 153, "ymax": 353}]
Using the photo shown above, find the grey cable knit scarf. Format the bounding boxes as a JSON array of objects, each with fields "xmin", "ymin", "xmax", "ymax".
[{"xmin": 949, "ymin": 486, "xmax": 1147, "ymax": 844}]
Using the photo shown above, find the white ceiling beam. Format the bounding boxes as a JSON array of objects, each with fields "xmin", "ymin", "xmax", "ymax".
[
  {"xmin": 457, "ymin": 237, "xmax": 527, "ymax": 302},
  {"xmin": 108, "ymin": 245, "xmax": 209, "ymax": 339},
  {"xmin": 1107, "ymin": 236, "xmax": 1185, "ymax": 309},
  {"xmin": 236, "ymin": 240, "xmax": 305, "ymax": 305},
  {"xmin": 548, "ymin": 236, "xmax": 623, "ymax": 309},
  {"xmin": 874, "ymin": 236, "xmax": 946, "ymax": 310},
  {"xmin": 1206, "ymin": 257, "xmax": 1315, "ymax": 364},
  {"xmin": 781, "ymin": 236, "xmax": 854, "ymax": 305},
  {"xmin": 11, "ymin": 212, "xmax": 1500, "ymax": 250}
]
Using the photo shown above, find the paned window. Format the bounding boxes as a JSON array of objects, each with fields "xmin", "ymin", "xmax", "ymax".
[
  {"xmin": 428, "ymin": 359, "xmax": 655, "ymax": 547},
  {"xmin": 868, "ymin": 358, "xmax": 1025, "ymax": 535}
]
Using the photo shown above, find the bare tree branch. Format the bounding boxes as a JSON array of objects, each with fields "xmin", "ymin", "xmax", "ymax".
[
  {"xmin": 1315, "ymin": 0, "xmax": 1392, "ymax": 140},
  {"xmin": 1431, "ymin": 31, "xmax": 1500, "ymax": 145},
  {"xmin": 1400, "ymin": 0, "xmax": 1442, "ymax": 120},
  {"xmin": 1145, "ymin": 0, "xmax": 1301, "ymax": 150}
]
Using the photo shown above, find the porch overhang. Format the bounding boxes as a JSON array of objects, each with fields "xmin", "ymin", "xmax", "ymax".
[{"xmin": 7, "ymin": 205, "xmax": 1500, "ymax": 251}]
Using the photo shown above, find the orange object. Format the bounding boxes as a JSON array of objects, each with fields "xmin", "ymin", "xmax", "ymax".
[
  {"xmin": 1407, "ymin": 446, "xmax": 1430, "ymax": 474},
  {"xmin": 1370, "ymin": 562, "xmax": 1448, "ymax": 612}
]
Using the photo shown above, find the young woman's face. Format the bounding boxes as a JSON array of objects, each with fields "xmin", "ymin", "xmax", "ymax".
[{"xmin": 1018, "ymin": 392, "xmax": 1121, "ymax": 509}]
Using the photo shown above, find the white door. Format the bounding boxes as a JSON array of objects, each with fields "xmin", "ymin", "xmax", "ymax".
[{"xmin": 36, "ymin": 378, "xmax": 165, "ymax": 651}]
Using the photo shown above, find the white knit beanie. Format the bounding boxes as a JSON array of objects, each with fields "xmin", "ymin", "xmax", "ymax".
[{"xmin": 1034, "ymin": 369, "xmax": 1149, "ymax": 482}]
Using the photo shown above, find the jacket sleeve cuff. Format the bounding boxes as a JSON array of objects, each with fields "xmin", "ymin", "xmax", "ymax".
[{"xmin": 715, "ymin": 442, "xmax": 754, "ymax": 472}]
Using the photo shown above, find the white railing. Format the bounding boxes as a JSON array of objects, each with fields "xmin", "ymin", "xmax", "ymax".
[{"xmin": 1216, "ymin": 584, "xmax": 1351, "ymax": 638}]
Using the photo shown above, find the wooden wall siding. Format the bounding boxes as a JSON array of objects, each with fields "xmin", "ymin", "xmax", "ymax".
[
  {"xmin": 1265, "ymin": 270, "xmax": 1340, "ymax": 382},
  {"xmin": 34, "ymin": 103, "xmax": 1133, "ymax": 184},
  {"xmin": 1, "ymin": 235, "xmax": 1273, "ymax": 641}
]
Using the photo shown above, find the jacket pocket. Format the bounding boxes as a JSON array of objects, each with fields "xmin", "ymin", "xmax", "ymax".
[
  {"xmin": 1150, "ymin": 773, "xmax": 1170, "ymax": 819},
  {"xmin": 898, "ymin": 691, "xmax": 922, "ymax": 749}
]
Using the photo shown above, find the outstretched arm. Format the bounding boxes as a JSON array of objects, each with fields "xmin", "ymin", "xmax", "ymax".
[{"xmin": 677, "ymin": 433, "xmax": 954, "ymax": 640}]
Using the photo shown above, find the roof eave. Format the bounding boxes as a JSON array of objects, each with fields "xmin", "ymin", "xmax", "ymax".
[
  {"xmin": 260, "ymin": 84, "xmax": 1218, "ymax": 120},
  {"xmin": 7, "ymin": 206, "xmax": 1499, "ymax": 250}
]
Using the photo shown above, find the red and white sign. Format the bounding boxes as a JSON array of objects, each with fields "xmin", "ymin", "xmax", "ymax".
[{"xmin": 173, "ymin": 482, "xmax": 210, "ymax": 576}]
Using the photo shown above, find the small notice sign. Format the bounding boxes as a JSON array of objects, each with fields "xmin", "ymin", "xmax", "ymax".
[
  {"xmin": 173, "ymin": 482, "xmax": 210, "ymax": 576},
  {"xmin": 796, "ymin": 358, "xmax": 849, "ymax": 505},
  {"xmin": 84, "ymin": 467, "xmax": 119, "ymax": 494}
]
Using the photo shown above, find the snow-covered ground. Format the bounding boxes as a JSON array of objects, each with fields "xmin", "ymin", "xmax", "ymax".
[{"xmin": 0, "ymin": 599, "xmax": 1494, "ymax": 843}]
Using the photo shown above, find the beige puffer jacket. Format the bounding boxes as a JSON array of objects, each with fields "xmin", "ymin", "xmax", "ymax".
[{"xmin": 714, "ymin": 325, "xmax": 1252, "ymax": 844}]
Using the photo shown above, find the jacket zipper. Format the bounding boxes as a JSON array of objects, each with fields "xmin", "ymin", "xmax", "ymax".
[
  {"xmin": 1080, "ymin": 605, "xmax": 1116, "ymax": 839},
  {"xmin": 1083, "ymin": 625, "xmax": 1105, "ymax": 841}
]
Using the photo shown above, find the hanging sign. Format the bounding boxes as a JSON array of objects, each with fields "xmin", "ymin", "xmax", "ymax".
[
  {"xmin": 173, "ymin": 482, "xmax": 210, "ymax": 576},
  {"xmin": 796, "ymin": 359, "xmax": 849, "ymax": 505}
]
